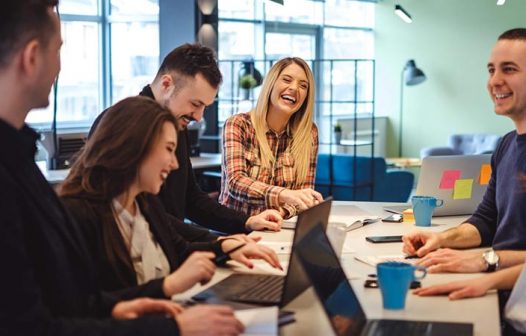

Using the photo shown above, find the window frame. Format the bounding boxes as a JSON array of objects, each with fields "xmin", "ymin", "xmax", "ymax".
[{"xmin": 29, "ymin": 0, "xmax": 159, "ymax": 132}]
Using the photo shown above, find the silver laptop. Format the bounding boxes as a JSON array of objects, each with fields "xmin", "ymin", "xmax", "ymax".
[
  {"xmin": 295, "ymin": 223, "xmax": 473, "ymax": 336},
  {"xmin": 416, "ymin": 154, "xmax": 491, "ymax": 216}
]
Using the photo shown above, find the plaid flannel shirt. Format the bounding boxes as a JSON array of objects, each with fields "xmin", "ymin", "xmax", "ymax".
[{"xmin": 219, "ymin": 112, "xmax": 318, "ymax": 218}]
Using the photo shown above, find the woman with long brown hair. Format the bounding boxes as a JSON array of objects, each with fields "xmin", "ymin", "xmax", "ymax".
[{"xmin": 60, "ymin": 96, "xmax": 280, "ymax": 297}]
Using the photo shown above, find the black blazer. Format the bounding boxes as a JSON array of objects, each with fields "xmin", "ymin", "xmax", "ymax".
[
  {"xmin": 0, "ymin": 120, "xmax": 178, "ymax": 336},
  {"xmin": 61, "ymin": 193, "xmax": 224, "ymax": 294}
]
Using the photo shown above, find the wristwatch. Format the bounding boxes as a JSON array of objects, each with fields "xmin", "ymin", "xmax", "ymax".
[{"xmin": 482, "ymin": 249, "xmax": 500, "ymax": 272}]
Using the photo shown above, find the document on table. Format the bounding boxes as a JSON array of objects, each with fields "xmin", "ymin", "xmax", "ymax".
[
  {"xmin": 235, "ymin": 306, "xmax": 278, "ymax": 336},
  {"xmin": 330, "ymin": 214, "xmax": 381, "ymax": 231},
  {"xmin": 283, "ymin": 213, "xmax": 380, "ymax": 231}
]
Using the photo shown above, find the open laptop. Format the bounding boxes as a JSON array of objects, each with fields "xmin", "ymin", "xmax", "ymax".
[
  {"xmin": 415, "ymin": 154, "xmax": 491, "ymax": 216},
  {"xmin": 295, "ymin": 223, "xmax": 474, "ymax": 336},
  {"xmin": 192, "ymin": 197, "xmax": 332, "ymax": 307}
]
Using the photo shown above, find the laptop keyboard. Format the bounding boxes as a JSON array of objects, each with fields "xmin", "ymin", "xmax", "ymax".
[
  {"xmin": 229, "ymin": 275, "xmax": 284, "ymax": 302},
  {"xmin": 367, "ymin": 319, "xmax": 432, "ymax": 336},
  {"xmin": 193, "ymin": 274, "xmax": 284, "ymax": 305}
]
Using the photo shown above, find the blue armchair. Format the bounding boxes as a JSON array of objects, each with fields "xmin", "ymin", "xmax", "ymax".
[
  {"xmin": 420, "ymin": 134, "xmax": 501, "ymax": 158},
  {"xmin": 315, "ymin": 154, "xmax": 414, "ymax": 202}
]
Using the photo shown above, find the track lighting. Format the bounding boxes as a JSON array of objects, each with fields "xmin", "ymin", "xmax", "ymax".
[{"xmin": 395, "ymin": 4, "xmax": 413, "ymax": 24}]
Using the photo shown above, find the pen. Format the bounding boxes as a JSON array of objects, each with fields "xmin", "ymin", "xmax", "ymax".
[
  {"xmin": 213, "ymin": 243, "xmax": 246, "ymax": 265},
  {"xmin": 363, "ymin": 218, "xmax": 380, "ymax": 225}
]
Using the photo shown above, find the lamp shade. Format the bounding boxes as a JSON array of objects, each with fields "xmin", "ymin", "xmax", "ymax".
[
  {"xmin": 197, "ymin": 0, "xmax": 217, "ymax": 15},
  {"xmin": 403, "ymin": 60, "xmax": 426, "ymax": 86}
]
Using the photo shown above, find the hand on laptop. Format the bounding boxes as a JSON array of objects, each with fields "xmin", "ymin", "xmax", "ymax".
[
  {"xmin": 279, "ymin": 188, "xmax": 323, "ymax": 211},
  {"xmin": 218, "ymin": 234, "xmax": 262, "ymax": 244},
  {"xmin": 402, "ymin": 230, "xmax": 442, "ymax": 257},
  {"xmin": 163, "ymin": 252, "xmax": 216, "ymax": 296},
  {"xmin": 222, "ymin": 239, "xmax": 283, "ymax": 271},
  {"xmin": 414, "ymin": 249, "xmax": 487, "ymax": 273},
  {"xmin": 246, "ymin": 209, "xmax": 283, "ymax": 231}
]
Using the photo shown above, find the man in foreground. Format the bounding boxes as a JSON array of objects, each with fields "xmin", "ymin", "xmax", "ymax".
[{"xmin": 0, "ymin": 1, "xmax": 243, "ymax": 335}]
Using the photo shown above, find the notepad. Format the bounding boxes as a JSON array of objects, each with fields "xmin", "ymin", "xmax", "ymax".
[
  {"xmin": 283, "ymin": 214, "xmax": 379, "ymax": 231},
  {"xmin": 235, "ymin": 306, "xmax": 278, "ymax": 336}
]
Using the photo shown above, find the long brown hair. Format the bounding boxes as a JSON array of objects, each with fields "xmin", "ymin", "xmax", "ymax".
[
  {"xmin": 59, "ymin": 96, "xmax": 177, "ymax": 286},
  {"xmin": 60, "ymin": 96, "xmax": 177, "ymax": 200}
]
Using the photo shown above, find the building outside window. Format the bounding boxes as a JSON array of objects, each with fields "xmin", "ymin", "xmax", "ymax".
[
  {"xmin": 27, "ymin": 0, "xmax": 159, "ymax": 130},
  {"xmin": 217, "ymin": 0, "xmax": 375, "ymax": 147}
]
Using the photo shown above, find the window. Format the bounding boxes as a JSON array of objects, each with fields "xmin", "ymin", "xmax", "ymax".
[
  {"xmin": 27, "ymin": 0, "xmax": 159, "ymax": 130},
  {"xmin": 217, "ymin": 0, "xmax": 376, "ymax": 124}
]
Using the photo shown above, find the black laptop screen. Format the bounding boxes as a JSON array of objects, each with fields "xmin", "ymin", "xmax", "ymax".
[
  {"xmin": 281, "ymin": 197, "xmax": 332, "ymax": 306},
  {"xmin": 296, "ymin": 223, "xmax": 367, "ymax": 336}
]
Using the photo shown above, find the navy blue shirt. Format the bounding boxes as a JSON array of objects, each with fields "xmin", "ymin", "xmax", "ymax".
[{"xmin": 467, "ymin": 131, "xmax": 526, "ymax": 249}]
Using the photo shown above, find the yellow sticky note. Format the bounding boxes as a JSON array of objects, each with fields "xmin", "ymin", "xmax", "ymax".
[
  {"xmin": 479, "ymin": 164, "xmax": 491, "ymax": 185},
  {"xmin": 453, "ymin": 179, "xmax": 473, "ymax": 200}
]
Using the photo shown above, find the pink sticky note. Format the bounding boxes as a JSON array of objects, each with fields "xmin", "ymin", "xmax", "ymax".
[{"xmin": 439, "ymin": 170, "xmax": 462, "ymax": 189}]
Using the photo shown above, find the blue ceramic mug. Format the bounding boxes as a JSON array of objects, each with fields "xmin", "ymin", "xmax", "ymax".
[
  {"xmin": 377, "ymin": 262, "xmax": 427, "ymax": 310},
  {"xmin": 411, "ymin": 196, "xmax": 444, "ymax": 227}
]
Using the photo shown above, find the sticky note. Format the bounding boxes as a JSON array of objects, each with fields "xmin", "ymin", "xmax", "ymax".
[
  {"xmin": 439, "ymin": 170, "xmax": 462, "ymax": 189},
  {"xmin": 479, "ymin": 164, "xmax": 491, "ymax": 185},
  {"xmin": 453, "ymin": 179, "xmax": 473, "ymax": 199}
]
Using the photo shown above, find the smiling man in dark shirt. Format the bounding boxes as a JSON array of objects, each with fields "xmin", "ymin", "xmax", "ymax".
[{"xmin": 402, "ymin": 28, "xmax": 526, "ymax": 274}]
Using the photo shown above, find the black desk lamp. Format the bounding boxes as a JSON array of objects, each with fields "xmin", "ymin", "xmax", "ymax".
[{"xmin": 398, "ymin": 59, "xmax": 426, "ymax": 157}]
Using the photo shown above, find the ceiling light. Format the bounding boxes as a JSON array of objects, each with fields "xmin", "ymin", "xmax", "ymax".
[
  {"xmin": 395, "ymin": 4, "xmax": 413, "ymax": 24},
  {"xmin": 497, "ymin": 0, "xmax": 506, "ymax": 5}
]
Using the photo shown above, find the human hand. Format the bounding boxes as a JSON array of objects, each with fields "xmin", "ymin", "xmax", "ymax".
[
  {"xmin": 163, "ymin": 252, "xmax": 216, "ymax": 296},
  {"xmin": 218, "ymin": 234, "xmax": 262, "ymax": 244},
  {"xmin": 415, "ymin": 248, "xmax": 486, "ymax": 273},
  {"xmin": 112, "ymin": 298, "xmax": 183, "ymax": 320},
  {"xmin": 221, "ymin": 239, "xmax": 282, "ymax": 270},
  {"xmin": 278, "ymin": 188, "xmax": 323, "ymax": 211},
  {"xmin": 413, "ymin": 275, "xmax": 494, "ymax": 300},
  {"xmin": 402, "ymin": 230, "xmax": 441, "ymax": 257},
  {"xmin": 176, "ymin": 305, "xmax": 244, "ymax": 336},
  {"xmin": 245, "ymin": 209, "xmax": 283, "ymax": 231}
]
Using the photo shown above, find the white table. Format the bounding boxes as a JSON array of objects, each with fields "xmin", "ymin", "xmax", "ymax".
[{"xmin": 176, "ymin": 201, "xmax": 500, "ymax": 336}]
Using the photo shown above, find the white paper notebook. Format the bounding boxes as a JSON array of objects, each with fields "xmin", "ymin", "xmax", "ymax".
[
  {"xmin": 283, "ymin": 214, "xmax": 380, "ymax": 230},
  {"xmin": 235, "ymin": 306, "xmax": 278, "ymax": 336}
]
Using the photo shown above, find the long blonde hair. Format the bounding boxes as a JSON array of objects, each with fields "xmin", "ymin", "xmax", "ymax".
[{"xmin": 250, "ymin": 57, "xmax": 315, "ymax": 183}]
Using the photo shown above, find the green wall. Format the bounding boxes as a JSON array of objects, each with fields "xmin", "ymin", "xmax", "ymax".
[{"xmin": 375, "ymin": 0, "xmax": 525, "ymax": 158}]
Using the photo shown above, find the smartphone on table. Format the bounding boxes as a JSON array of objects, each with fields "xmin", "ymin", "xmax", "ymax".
[
  {"xmin": 382, "ymin": 213, "xmax": 403, "ymax": 223},
  {"xmin": 365, "ymin": 235, "xmax": 403, "ymax": 243}
]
